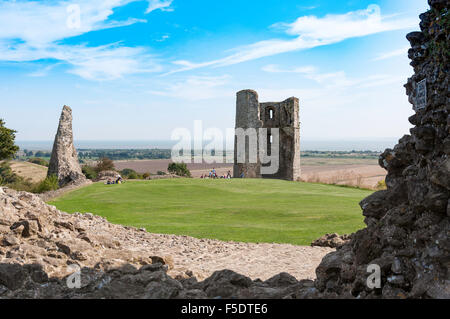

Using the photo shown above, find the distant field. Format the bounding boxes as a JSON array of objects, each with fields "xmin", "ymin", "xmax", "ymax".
[
  {"xmin": 300, "ymin": 157, "xmax": 378, "ymax": 166},
  {"xmin": 115, "ymin": 157, "xmax": 386, "ymax": 189},
  {"xmin": 49, "ymin": 179, "xmax": 371, "ymax": 245},
  {"xmin": 9, "ymin": 161, "xmax": 48, "ymax": 183}
]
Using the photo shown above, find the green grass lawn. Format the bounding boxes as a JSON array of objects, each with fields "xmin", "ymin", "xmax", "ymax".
[{"xmin": 48, "ymin": 179, "xmax": 372, "ymax": 246}]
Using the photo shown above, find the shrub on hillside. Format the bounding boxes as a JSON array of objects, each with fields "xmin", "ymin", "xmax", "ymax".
[
  {"xmin": 129, "ymin": 172, "xmax": 140, "ymax": 179},
  {"xmin": 9, "ymin": 181, "xmax": 33, "ymax": 192},
  {"xmin": 95, "ymin": 157, "xmax": 115, "ymax": 173},
  {"xmin": 82, "ymin": 165, "xmax": 98, "ymax": 180},
  {"xmin": 0, "ymin": 161, "xmax": 39, "ymax": 192},
  {"xmin": 168, "ymin": 163, "xmax": 191, "ymax": 177},
  {"xmin": 33, "ymin": 175, "xmax": 59, "ymax": 193},
  {"xmin": 0, "ymin": 162, "xmax": 20, "ymax": 185},
  {"xmin": 120, "ymin": 168, "xmax": 139, "ymax": 179},
  {"xmin": 157, "ymin": 171, "xmax": 166, "ymax": 176},
  {"xmin": 28, "ymin": 157, "xmax": 49, "ymax": 167},
  {"xmin": 142, "ymin": 172, "xmax": 150, "ymax": 179}
]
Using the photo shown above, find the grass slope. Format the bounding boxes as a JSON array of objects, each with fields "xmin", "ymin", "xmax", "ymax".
[{"xmin": 49, "ymin": 179, "xmax": 372, "ymax": 246}]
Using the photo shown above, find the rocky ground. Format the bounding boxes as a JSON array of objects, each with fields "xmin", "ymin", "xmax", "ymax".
[
  {"xmin": 0, "ymin": 186, "xmax": 332, "ymax": 298},
  {"xmin": 311, "ymin": 233, "xmax": 352, "ymax": 249}
]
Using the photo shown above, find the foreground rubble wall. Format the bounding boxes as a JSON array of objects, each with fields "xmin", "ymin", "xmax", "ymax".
[{"xmin": 0, "ymin": 187, "xmax": 317, "ymax": 299}]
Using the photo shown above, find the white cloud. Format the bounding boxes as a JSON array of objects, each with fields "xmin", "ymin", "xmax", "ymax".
[
  {"xmin": 262, "ymin": 64, "xmax": 350, "ymax": 87},
  {"xmin": 297, "ymin": 5, "xmax": 318, "ymax": 11},
  {"xmin": 261, "ymin": 64, "xmax": 317, "ymax": 74},
  {"xmin": 1, "ymin": 41, "xmax": 162, "ymax": 80},
  {"xmin": 373, "ymin": 46, "xmax": 409, "ymax": 61},
  {"xmin": 28, "ymin": 63, "xmax": 62, "ymax": 77},
  {"xmin": 62, "ymin": 44, "xmax": 162, "ymax": 80},
  {"xmin": 279, "ymin": 5, "xmax": 408, "ymax": 41},
  {"xmin": 155, "ymin": 34, "xmax": 170, "ymax": 42},
  {"xmin": 262, "ymin": 63, "xmax": 404, "ymax": 89},
  {"xmin": 168, "ymin": 4, "xmax": 417, "ymax": 74},
  {"xmin": 146, "ymin": 0, "xmax": 173, "ymax": 13},
  {"xmin": 149, "ymin": 75, "xmax": 233, "ymax": 100},
  {"xmin": 261, "ymin": 64, "xmax": 352, "ymax": 86},
  {"xmin": 0, "ymin": 1, "xmax": 140, "ymax": 46},
  {"xmin": 0, "ymin": 0, "xmax": 172, "ymax": 80}
]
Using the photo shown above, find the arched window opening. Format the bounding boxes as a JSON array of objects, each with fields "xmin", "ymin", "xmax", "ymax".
[{"xmin": 267, "ymin": 131, "xmax": 273, "ymax": 156}]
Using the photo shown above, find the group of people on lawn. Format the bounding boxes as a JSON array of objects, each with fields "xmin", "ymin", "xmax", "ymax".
[
  {"xmin": 105, "ymin": 175, "xmax": 123, "ymax": 185},
  {"xmin": 200, "ymin": 168, "xmax": 232, "ymax": 179}
]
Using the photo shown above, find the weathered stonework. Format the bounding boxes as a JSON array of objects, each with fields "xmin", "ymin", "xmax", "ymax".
[
  {"xmin": 48, "ymin": 105, "xmax": 85, "ymax": 187},
  {"xmin": 314, "ymin": 1, "xmax": 449, "ymax": 299},
  {"xmin": 233, "ymin": 90, "xmax": 301, "ymax": 181}
]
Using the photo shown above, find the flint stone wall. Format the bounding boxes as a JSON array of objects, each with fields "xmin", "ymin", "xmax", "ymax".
[{"xmin": 314, "ymin": 1, "xmax": 449, "ymax": 299}]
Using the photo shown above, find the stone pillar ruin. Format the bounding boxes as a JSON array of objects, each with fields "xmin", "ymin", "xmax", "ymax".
[
  {"xmin": 233, "ymin": 90, "xmax": 301, "ymax": 181},
  {"xmin": 48, "ymin": 105, "xmax": 86, "ymax": 187}
]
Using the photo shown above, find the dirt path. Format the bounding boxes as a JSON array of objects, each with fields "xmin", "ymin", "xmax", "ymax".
[{"xmin": 113, "ymin": 231, "xmax": 334, "ymax": 281}]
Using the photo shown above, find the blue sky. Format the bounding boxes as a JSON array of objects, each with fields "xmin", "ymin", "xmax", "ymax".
[{"xmin": 0, "ymin": 0, "xmax": 429, "ymax": 142}]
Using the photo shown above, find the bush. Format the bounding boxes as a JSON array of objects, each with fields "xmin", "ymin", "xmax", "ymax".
[
  {"xmin": 120, "ymin": 168, "xmax": 139, "ymax": 179},
  {"xmin": 120, "ymin": 168, "xmax": 136, "ymax": 176},
  {"xmin": 157, "ymin": 171, "xmax": 166, "ymax": 176},
  {"xmin": 128, "ymin": 172, "xmax": 139, "ymax": 179},
  {"xmin": 28, "ymin": 157, "xmax": 49, "ymax": 167},
  {"xmin": 33, "ymin": 175, "xmax": 59, "ymax": 193},
  {"xmin": 142, "ymin": 172, "xmax": 150, "ymax": 179},
  {"xmin": 0, "ymin": 162, "xmax": 35, "ymax": 191},
  {"xmin": 168, "ymin": 163, "xmax": 191, "ymax": 177},
  {"xmin": 82, "ymin": 165, "xmax": 98, "ymax": 180},
  {"xmin": 0, "ymin": 161, "xmax": 20, "ymax": 185},
  {"xmin": 8, "ymin": 179, "xmax": 34, "ymax": 192},
  {"xmin": 95, "ymin": 157, "xmax": 115, "ymax": 173},
  {"xmin": 0, "ymin": 161, "xmax": 59, "ymax": 193},
  {"xmin": 0, "ymin": 119, "xmax": 19, "ymax": 160}
]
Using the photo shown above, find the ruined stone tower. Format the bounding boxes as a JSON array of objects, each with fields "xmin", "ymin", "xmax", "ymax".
[{"xmin": 233, "ymin": 90, "xmax": 301, "ymax": 181}]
